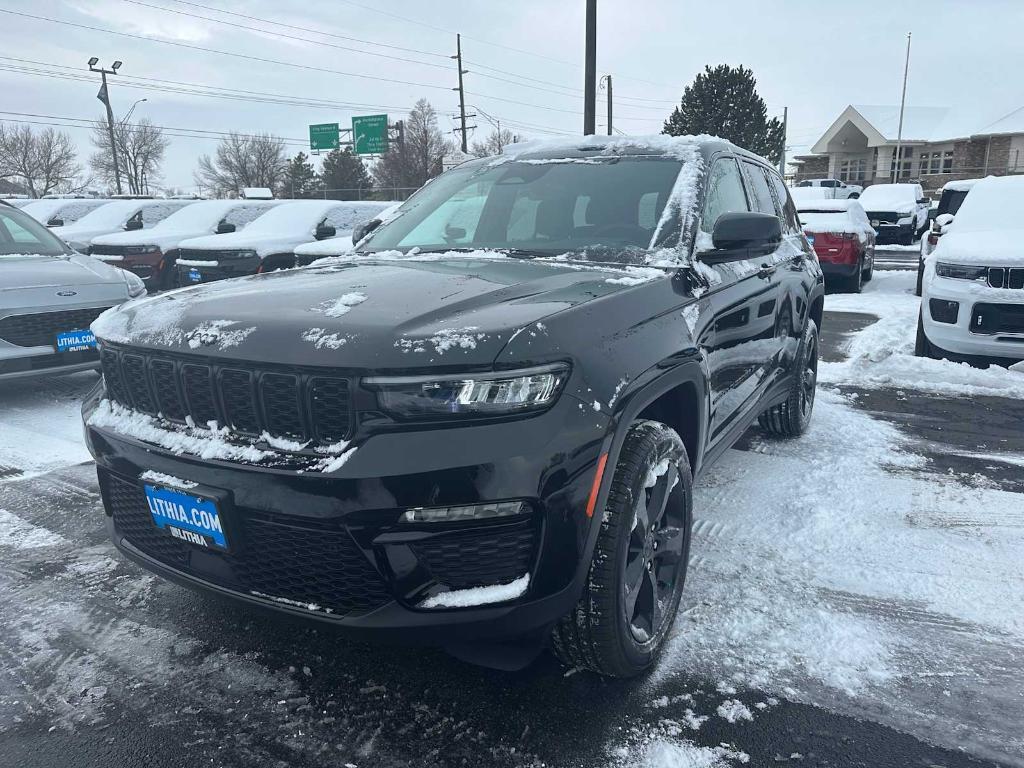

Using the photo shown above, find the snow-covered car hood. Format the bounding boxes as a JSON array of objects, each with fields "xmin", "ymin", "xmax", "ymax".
[
  {"xmin": 931, "ymin": 229, "xmax": 1024, "ymax": 266},
  {"xmin": 92, "ymin": 256, "xmax": 655, "ymax": 368},
  {"xmin": 92, "ymin": 228, "xmax": 210, "ymax": 251},
  {"xmin": 293, "ymin": 233, "xmax": 356, "ymax": 258},
  {"xmin": 50, "ymin": 224, "xmax": 124, "ymax": 248},
  {"xmin": 177, "ymin": 232, "xmax": 311, "ymax": 258}
]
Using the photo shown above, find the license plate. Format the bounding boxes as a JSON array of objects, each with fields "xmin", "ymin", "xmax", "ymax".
[
  {"xmin": 55, "ymin": 329, "xmax": 96, "ymax": 352},
  {"xmin": 188, "ymin": 268, "xmax": 202, "ymax": 283},
  {"xmin": 143, "ymin": 483, "xmax": 229, "ymax": 551}
]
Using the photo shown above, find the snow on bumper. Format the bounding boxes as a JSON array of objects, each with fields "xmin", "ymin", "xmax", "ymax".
[{"xmin": 922, "ymin": 268, "xmax": 1024, "ymax": 359}]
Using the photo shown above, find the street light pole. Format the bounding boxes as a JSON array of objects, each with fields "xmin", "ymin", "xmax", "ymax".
[
  {"xmin": 892, "ymin": 32, "xmax": 912, "ymax": 183},
  {"xmin": 89, "ymin": 57, "xmax": 124, "ymax": 195},
  {"xmin": 583, "ymin": 0, "xmax": 597, "ymax": 135},
  {"xmin": 121, "ymin": 98, "xmax": 147, "ymax": 126}
]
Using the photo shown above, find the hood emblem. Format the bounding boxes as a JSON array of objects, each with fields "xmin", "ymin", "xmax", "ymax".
[{"xmin": 56, "ymin": 290, "xmax": 78, "ymax": 297}]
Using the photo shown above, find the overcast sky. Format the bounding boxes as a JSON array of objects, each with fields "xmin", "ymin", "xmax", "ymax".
[{"xmin": 2, "ymin": 0, "xmax": 1022, "ymax": 192}]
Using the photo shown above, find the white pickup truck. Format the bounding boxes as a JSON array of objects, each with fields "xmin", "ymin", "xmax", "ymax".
[{"xmin": 794, "ymin": 178, "xmax": 863, "ymax": 199}]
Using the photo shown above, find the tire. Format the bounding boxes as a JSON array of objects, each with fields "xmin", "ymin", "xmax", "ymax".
[
  {"xmin": 846, "ymin": 258, "xmax": 863, "ymax": 293},
  {"xmin": 914, "ymin": 310, "xmax": 936, "ymax": 358},
  {"xmin": 551, "ymin": 420, "xmax": 692, "ymax": 678},
  {"xmin": 862, "ymin": 249, "xmax": 874, "ymax": 282},
  {"xmin": 759, "ymin": 319, "xmax": 818, "ymax": 438},
  {"xmin": 915, "ymin": 260, "xmax": 924, "ymax": 297}
]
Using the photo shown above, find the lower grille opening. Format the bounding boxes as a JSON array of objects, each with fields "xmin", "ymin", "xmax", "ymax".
[{"xmin": 412, "ymin": 524, "xmax": 537, "ymax": 590}]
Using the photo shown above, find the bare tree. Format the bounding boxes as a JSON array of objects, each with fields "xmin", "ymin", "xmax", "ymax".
[
  {"xmin": 373, "ymin": 99, "xmax": 451, "ymax": 190},
  {"xmin": 0, "ymin": 124, "xmax": 82, "ymax": 198},
  {"xmin": 90, "ymin": 117, "xmax": 169, "ymax": 195},
  {"xmin": 470, "ymin": 128, "xmax": 520, "ymax": 158},
  {"xmin": 194, "ymin": 132, "xmax": 287, "ymax": 198}
]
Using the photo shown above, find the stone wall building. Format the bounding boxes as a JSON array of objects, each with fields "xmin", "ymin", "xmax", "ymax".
[{"xmin": 791, "ymin": 105, "xmax": 1024, "ymax": 192}]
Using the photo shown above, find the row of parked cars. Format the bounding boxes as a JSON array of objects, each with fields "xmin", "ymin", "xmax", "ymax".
[{"xmin": 9, "ymin": 195, "xmax": 396, "ymax": 291}]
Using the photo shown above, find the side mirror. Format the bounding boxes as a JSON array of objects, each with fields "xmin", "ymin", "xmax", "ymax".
[
  {"xmin": 698, "ymin": 212, "xmax": 782, "ymax": 264},
  {"xmin": 125, "ymin": 218, "xmax": 143, "ymax": 231},
  {"xmin": 216, "ymin": 221, "xmax": 236, "ymax": 234},
  {"xmin": 918, "ymin": 197, "xmax": 930, "ymax": 205},
  {"xmin": 935, "ymin": 213, "xmax": 954, "ymax": 226},
  {"xmin": 314, "ymin": 224, "xmax": 336, "ymax": 240},
  {"xmin": 352, "ymin": 217, "xmax": 381, "ymax": 245},
  {"xmin": 47, "ymin": 217, "xmax": 64, "ymax": 227}
]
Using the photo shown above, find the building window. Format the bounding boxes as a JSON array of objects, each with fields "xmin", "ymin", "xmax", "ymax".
[
  {"xmin": 838, "ymin": 158, "xmax": 866, "ymax": 182},
  {"xmin": 919, "ymin": 150, "xmax": 954, "ymax": 175},
  {"xmin": 889, "ymin": 146, "xmax": 913, "ymax": 179},
  {"xmin": 942, "ymin": 150, "xmax": 954, "ymax": 173}
]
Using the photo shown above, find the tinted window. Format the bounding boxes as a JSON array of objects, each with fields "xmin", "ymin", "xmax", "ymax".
[
  {"xmin": 766, "ymin": 169, "xmax": 801, "ymax": 234},
  {"xmin": 700, "ymin": 158, "xmax": 749, "ymax": 232},
  {"xmin": 0, "ymin": 209, "xmax": 69, "ymax": 256},
  {"xmin": 742, "ymin": 162, "xmax": 779, "ymax": 217},
  {"xmin": 822, "ymin": 180, "xmax": 839, "ymax": 188}
]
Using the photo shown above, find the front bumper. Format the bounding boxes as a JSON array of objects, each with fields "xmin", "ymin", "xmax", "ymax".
[
  {"xmin": 176, "ymin": 256, "xmax": 262, "ymax": 285},
  {"xmin": 83, "ymin": 385, "xmax": 608, "ymax": 643},
  {"xmin": 922, "ymin": 272, "xmax": 1024, "ymax": 362},
  {"xmin": 872, "ymin": 221, "xmax": 914, "ymax": 243}
]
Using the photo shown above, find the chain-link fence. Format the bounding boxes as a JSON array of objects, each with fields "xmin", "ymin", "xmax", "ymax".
[{"xmin": 280, "ymin": 187, "xmax": 422, "ymax": 202}]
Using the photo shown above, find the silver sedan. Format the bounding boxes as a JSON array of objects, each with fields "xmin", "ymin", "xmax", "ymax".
[{"xmin": 0, "ymin": 202, "xmax": 146, "ymax": 381}]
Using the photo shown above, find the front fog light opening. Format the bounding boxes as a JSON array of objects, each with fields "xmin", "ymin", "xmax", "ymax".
[
  {"xmin": 928, "ymin": 298, "xmax": 960, "ymax": 325},
  {"xmin": 402, "ymin": 500, "xmax": 528, "ymax": 524}
]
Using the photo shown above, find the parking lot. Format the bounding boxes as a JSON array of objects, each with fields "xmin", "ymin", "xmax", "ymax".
[{"xmin": 1, "ymin": 258, "xmax": 1022, "ymax": 768}]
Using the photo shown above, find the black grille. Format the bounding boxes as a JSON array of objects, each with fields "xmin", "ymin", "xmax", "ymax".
[
  {"xmin": 970, "ymin": 303, "xmax": 1024, "ymax": 335},
  {"xmin": 413, "ymin": 524, "xmax": 536, "ymax": 590},
  {"xmin": 0, "ymin": 306, "xmax": 111, "ymax": 348},
  {"xmin": 100, "ymin": 346, "xmax": 353, "ymax": 445},
  {"xmin": 102, "ymin": 472, "xmax": 391, "ymax": 615},
  {"xmin": 866, "ymin": 211, "xmax": 899, "ymax": 224},
  {"xmin": 988, "ymin": 267, "xmax": 1024, "ymax": 290},
  {"xmin": 89, "ymin": 244, "xmax": 130, "ymax": 257}
]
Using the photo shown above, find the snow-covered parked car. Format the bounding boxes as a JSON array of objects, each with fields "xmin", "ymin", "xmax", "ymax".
[
  {"xmin": 794, "ymin": 178, "xmax": 862, "ymax": 199},
  {"xmin": 21, "ymin": 198, "xmax": 110, "ymax": 228},
  {"xmin": 917, "ymin": 175, "xmax": 1024, "ymax": 366},
  {"xmin": 858, "ymin": 183, "xmax": 931, "ymax": 245},
  {"xmin": 50, "ymin": 199, "xmax": 197, "ymax": 254},
  {"xmin": 175, "ymin": 200, "xmax": 366, "ymax": 285},
  {"xmin": 917, "ymin": 178, "xmax": 985, "ymax": 295},
  {"xmin": 294, "ymin": 202, "xmax": 402, "ymax": 266},
  {"xmin": 0, "ymin": 202, "xmax": 145, "ymax": 381},
  {"xmin": 797, "ymin": 199, "xmax": 875, "ymax": 292},
  {"xmin": 89, "ymin": 199, "xmax": 279, "ymax": 291}
]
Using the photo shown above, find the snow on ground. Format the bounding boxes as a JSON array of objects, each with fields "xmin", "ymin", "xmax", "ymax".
[
  {"xmin": 820, "ymin": 269, "xmax": 1024, "ymax": 398},
  {"xmin": 0, "ymin": 372, "xmax": 95, "ymax": 480},
  {"xmin": 652, "ymin": 386, "xmax": 1024, "ymax": 761}
]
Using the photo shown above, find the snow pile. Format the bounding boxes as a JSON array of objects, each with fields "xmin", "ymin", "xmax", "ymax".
[
  {"xmin": 420, "ymin": 573, "xmax": 529, "ymax": 609},
  {"xmin": 606, "ymin": 266, "xmax": 665, "ymax": 285},
  {"xmin": 185, "ymin": 320, "xmax": 256, "ymax": 350},
  {"xmin": 820, "ymin": 270, "xmax": 1024, "ymax": 397},
  {"xmin": 715, "ymin": 700, "xmax": 753, "ymax": 724},
  {"xmin": 0, "ymin": 508, "xmax": 66, "ymax": 549},
  {"xmin": 316, "ymin": 291, "xmax": 367, "ymax": 317},
  {"xmin": 614, "ymin": 739, "xmax": 749, "ymax": 768}
]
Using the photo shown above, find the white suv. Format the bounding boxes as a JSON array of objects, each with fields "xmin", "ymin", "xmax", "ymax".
[
  {"xmin": 917, "ymin": 175, "xmax": 1024, "ymax": 365},
  {"xmin": 794, "ymin": 178, "xmax": 863, "ymax": 199}
]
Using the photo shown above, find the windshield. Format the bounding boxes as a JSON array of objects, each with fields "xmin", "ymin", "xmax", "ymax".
[
  {"xmin": 0, "ymin": 207, "xmax": 72, "ymax": 257},
  {"xmin": 946, "ymin": 178, "xmax": 1024, "ymax": 233},
  {"xmin": 150, "ymin": 201, "xmax": 236, "ymax": 232},
  {"xmin": 64, "ymin": 200, "xmax": 141, "ymax": 230},
  {"xmin": 362, "ymin": 156, "xmax": 684, "ymax": 259}
]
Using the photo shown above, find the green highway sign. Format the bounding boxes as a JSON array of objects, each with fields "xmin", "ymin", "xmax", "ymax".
[
  {"xmin": 309, "ymin": 123, "xmax": 340, "ymax": 151},
  {"xmin": 352, "ymin": 114, "xmax": 389, "ymax": 155}
]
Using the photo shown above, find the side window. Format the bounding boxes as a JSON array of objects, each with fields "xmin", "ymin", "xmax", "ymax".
[
  {"xmin": 1, "ymin": 216, "xmax": 44, "ymax": 245},
  {"xmin": 700, "ymin": 158, "xmax": 749, "ymax": 233},
  {"xmin": 766, "ymin": 170, "xmax": 801, "ymax": 235},
  {"xmin": 822, "ymin": 180, "xmax": 839, "ymax": 188},
  {"xmin": 741, "ymin": 162, "xmax": 779, "ymax": 217},
  {"xmin": 637, "ymin": 191, "xmax": 660, "ymax": 230}
]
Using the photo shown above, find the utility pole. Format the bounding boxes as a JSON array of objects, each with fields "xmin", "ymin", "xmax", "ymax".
[
  {"xmin": 452, "ymin": 34, "xmax": 469, "ymax": 153},
  {"xmin": 88, "ymin": 57, "xmax": 124, "ymax": 195},
  {"xmin": 583, "ymin": 0, "xmax": 597, "ymax": 135},
  {"xmin": 893, "ymin": 32, "xmax": 912, "ymax": 183},
  {"xmin": 779, "ymin": 106, "xmax": 788, "ymax": 175}
]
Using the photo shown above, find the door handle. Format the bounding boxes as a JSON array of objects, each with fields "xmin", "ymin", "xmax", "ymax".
[{"xmin": 757, "ymin": 263, "xmax": 776, "ymax": 280}]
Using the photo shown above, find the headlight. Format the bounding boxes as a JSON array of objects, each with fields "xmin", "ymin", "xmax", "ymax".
[
  {"xmin": 935, "ymin": 262, "xmax": 987, "ymax": 281},
  {"xmin": 123, "ymin": 271, "xmax": 147, "ymax": 297},
  {"xmin": 225, "ymin": 249, "xmax": 258, "ymax": 259},
  {"xmin": 364, "ymin": 363, "xmax": 569, "ymax": 420},
  {"xmin": 126, "ymin": 245, "xmax": 161, "ymax": 254}
]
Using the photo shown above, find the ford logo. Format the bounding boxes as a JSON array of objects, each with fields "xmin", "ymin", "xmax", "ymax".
[{"xmin": 56, "ymin": 290, "xmax": 78, "ymax": 297}]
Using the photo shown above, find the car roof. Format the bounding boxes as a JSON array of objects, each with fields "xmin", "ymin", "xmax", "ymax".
[{"xmin": 489, "ymin": 134, "xmax": 773, "ymax": 168}]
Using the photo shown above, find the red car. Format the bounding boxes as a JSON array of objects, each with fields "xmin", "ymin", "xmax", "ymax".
[{"xmin": 797, "ymin": 199, "xmax": 876, "ymax": 292}]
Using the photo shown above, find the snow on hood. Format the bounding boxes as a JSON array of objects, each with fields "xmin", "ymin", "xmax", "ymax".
[
  {"xmin": 858, "ymin": 184, "xmax": 921, "ymax": 213},
  {"xmin": 931, "ymin": 229, "xmax": 1024, "ymax": 265},
  {"xmin": 293, "ymin": 234, "xmax": 356, "ymax": 258},
  {"xmin": 0, "ymin": 252, "xmax": 131, "ymax": 292},
  {"xmin": 176, "ymin": 200, "xmax": 345, "ymax": 257},
  {"xmin": 930, "ymin": 176, "xmax": 1024, "ymax": 265}
]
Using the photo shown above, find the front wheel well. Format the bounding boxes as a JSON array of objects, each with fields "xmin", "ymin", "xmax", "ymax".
[
  {"xmin": 635, "ymin": 381, "xmax": 701, "ymax": 473},
  {"xmin": 808, "ymin": 294, "xmax": 824, "ymax": 334}
]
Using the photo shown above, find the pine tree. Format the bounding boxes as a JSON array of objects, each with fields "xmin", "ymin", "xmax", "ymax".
[
  {"xmin": 281, "ymin": 151, "xmax": 317, "ymax": 198},
  {"xmin": 319, "ymin": 147, "xmax": 372, "ymax": 200},
  {"xmin": 663, "ymin": 65, "xmax": 784, "ymax": 163}
]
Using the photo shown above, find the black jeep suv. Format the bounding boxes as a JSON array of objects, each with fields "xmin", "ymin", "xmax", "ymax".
[{"xmin": 84, "ymin": 136, "xmax": 823, "ymax": 677}]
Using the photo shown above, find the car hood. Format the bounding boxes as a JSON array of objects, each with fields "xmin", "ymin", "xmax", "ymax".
[
  {"xmin": 178, "ymin": 231, "xmax": 310, "ymax": 257},
  {"xmin": 862, "ymin": 201, "xmax": 916, "ymax": 215},
  {"xmin": 293, "ymin": 232, "xmax": 356, "ymax": 257},
  {"xmin": 91, "ymin": 228, "xmax": 208, "ymax": 250},
  {"xmin": 932, "ymin": 229, "xmax": 1024, "ymax": 266},
  {"xmin": 50, "ymin": 224, "xmax": 123, "ymax": 246},
  {"xmin": 0, "ymin": 253, "xmax": 129, "ymax": 289},
  {"xmin": 92, "ymin": 256, "xmax": 652, "ymax": 368}
]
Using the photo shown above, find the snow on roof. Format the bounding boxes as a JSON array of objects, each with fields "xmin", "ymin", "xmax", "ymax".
[
  {"xmin": 941, "ymin": 177, "xmax": 986, "ymax": 193},
  {"xmin": 497, "ymin": 133, "xmax": 728, "ymax": 162},
  {"xmin": 941, "ymin": 175, "xmax": 1024, "ymax": 234},
  {"xmin": 241, "ymin": 187, "xmax": 274, "ymax": 199},
  {"xmin": 795, "ymin": 198, "xmax": 860, "ymax": 212}
]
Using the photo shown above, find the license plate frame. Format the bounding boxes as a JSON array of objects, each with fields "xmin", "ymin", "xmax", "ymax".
[
  {"xmin": 55, "ymin": 329, "xmax": 97, "ymax": 352},
  {"xmin": 143, "ymin": 481, "xmax": 231, "ymax": 552}
]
